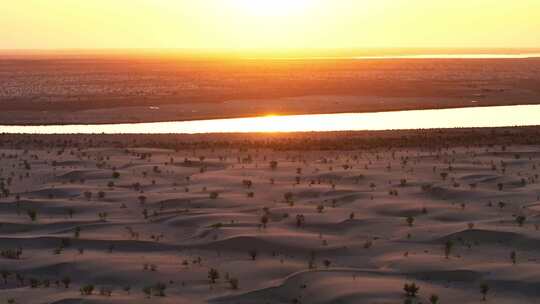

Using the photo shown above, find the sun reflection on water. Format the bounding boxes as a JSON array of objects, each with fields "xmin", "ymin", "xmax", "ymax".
[{"xmin": 1, "ymin": 105, "xmax": 540, "ymax": 134}]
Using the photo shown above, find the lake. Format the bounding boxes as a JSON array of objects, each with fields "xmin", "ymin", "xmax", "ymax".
[{"xmin": 1, "ymin": 105, "xmax": 539, "ymax": 134}]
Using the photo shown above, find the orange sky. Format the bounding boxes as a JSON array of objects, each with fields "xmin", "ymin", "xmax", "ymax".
[{"xmin": 1, "ymin": 0, "xmax": 540, "ymax": 51}]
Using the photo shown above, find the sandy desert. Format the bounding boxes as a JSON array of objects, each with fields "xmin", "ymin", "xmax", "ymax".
[{"xmin": 1, "ymin": 129, "xmax": 539, "ymax": 303}]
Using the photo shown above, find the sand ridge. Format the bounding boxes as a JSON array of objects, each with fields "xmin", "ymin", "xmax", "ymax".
[{"xmin": 0, "ymin": 131, "xmax": 540, "ymax": 303}]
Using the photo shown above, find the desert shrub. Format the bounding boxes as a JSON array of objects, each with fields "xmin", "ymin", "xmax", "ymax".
[
  {"xmin": 404, "ymin": 282, "xmax": 419, "ymax": 297},
  {"xmin": 208, "ymin": 268, "xmax": 220, "ymax": 283},
  {"xmin": 80, "ymin": 284, "xmax": 95, "ymax": 295},
  {"xmin": 1, "ymin": 248, "xmax": 22, "ymax": 260},
  {"xmin": 229, "ymin": 278, "xmax": 239, "ymax": 290}
]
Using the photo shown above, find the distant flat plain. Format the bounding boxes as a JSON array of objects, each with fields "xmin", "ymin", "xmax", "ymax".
[{"xmin": 1, "ymin": 52, "xmax": 540, "ymax": 125}]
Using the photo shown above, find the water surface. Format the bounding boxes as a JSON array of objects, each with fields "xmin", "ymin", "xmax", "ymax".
[
  {"xmin": 353, "ymin": 53, "xmax": 540, "ymax": 59},
  {"xmin": 251, "ymin": 53, "xmax": 540, "ymax": 60},
  {"xmin": 1, "ymin": 105, "xmax": 539, "ymax": 134}
]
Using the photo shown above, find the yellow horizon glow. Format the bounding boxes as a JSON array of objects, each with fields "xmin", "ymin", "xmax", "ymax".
[
  {"xmin": 1, "ymin": 0, "xmax": 540, "ymax": 51},
  {"xmin": 231, "ymin": 0, "xmax": 314, "ymax": 17}
]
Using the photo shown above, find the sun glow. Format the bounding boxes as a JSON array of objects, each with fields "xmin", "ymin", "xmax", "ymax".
[
  {"xmin": 1, "ymin": 1, "xmax": 540, "ymax": 50},
  {"xmin": 231, "ymin": 0, "xmax": 314, "ymax": 17},
  {"xmin": 3, "ymin": 105, "xmax": 540, "ymax": 134}
]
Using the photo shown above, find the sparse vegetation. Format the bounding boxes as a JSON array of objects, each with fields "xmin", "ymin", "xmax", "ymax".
[
  {"xmin": 208, "ymin": 268, "xmax": 220, "ymax": 284},
  {"xmin": 480, "ymin": 283, "xmax": 490, "ymax": 301},
  {"xmin": 403, "ymin": 282, "xmax": 420, "ymax": 297},
  {"xmin": 1, "ymin": 129, "xmax": 539, "ymax": 303}
]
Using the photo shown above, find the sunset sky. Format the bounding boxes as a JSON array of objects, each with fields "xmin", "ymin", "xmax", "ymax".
[{"xmin": 1, "ymin": 0, "xmax": 540, "ymax": 51}]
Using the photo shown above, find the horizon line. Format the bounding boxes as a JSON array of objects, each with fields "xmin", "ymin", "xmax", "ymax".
[
  {"xmin": 2, "ymin": 47, "xmax": 540, "ymax": 52},
  {"xmin": 3, "ymin": 47, "xmax": 540, "ymax": 60}
]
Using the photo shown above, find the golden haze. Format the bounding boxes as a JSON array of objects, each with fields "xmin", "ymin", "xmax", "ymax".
[{"xmin": 1, "ymin": 0, "xmax": 540, "ymax": 52}]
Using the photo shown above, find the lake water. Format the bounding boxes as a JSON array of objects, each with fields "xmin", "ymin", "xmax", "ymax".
[
  {"xmin": 251, "ymin": 53, "xmax": 540, "ymax": 60},
  {"xmin": 353, "ymin": 53, "xmax": 540, "ymax": 60},
  {"xmin": 1, "ymin": 105, "xmax": 539, "ymax": 134}
]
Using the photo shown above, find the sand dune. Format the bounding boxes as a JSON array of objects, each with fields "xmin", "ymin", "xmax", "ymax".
[{"xmin": 1, "ymin": 131, "xmax": 540, "ymax": 303}]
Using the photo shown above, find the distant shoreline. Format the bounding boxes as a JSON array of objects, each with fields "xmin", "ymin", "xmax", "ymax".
[
  {"xmin": 2, "ymin": 98, "xmax": 540, "ymax": 126},
  {"xmin": 0, "ymin": 101, "xmax": 540, "ymax": 127},
  {"xmin": 1, "ymin": 54, "xmax": 539, "ymax": 125},
  {"xmin": 2, "ymin": 48, "xmax": 540, "ymax": 59}
]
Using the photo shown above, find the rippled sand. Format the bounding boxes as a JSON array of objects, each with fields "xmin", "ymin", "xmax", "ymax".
[{"xmin": 1, "ymin": 131, "xmax": 540, "ymax": 303}]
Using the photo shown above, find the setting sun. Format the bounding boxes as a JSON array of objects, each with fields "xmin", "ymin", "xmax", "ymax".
[
  {"xmin": 3, "ymin": 1, "xmax": 540, "ymax": 304},
  {"xmin": 231, "ymin": 0, "xmax": 315, "ymax": 17}
]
